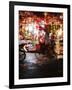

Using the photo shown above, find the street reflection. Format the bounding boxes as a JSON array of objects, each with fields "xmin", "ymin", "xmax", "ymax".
[{"xmin": 19, "ymin": 52, "xmax": 63, "ymax": 79}]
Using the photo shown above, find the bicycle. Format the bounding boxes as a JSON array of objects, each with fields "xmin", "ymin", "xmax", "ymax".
[{"xmin": 19, "ymin": 44, "xmax": 26, "ymax": 62}]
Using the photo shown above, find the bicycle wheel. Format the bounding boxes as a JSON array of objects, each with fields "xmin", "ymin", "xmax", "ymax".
[{"xmin": 19, "ymin": 50, "xmax": 26, "ymax": 62}]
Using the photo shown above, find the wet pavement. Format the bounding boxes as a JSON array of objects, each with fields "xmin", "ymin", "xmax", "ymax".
[{"xmin": 19, "ymin": 53, "xmax": 63, "ymax": 79}]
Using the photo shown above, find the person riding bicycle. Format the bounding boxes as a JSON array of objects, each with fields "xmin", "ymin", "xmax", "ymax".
[{"xmin": 38, "ymin": 35, "xmax": 48, "ymax": 55}]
